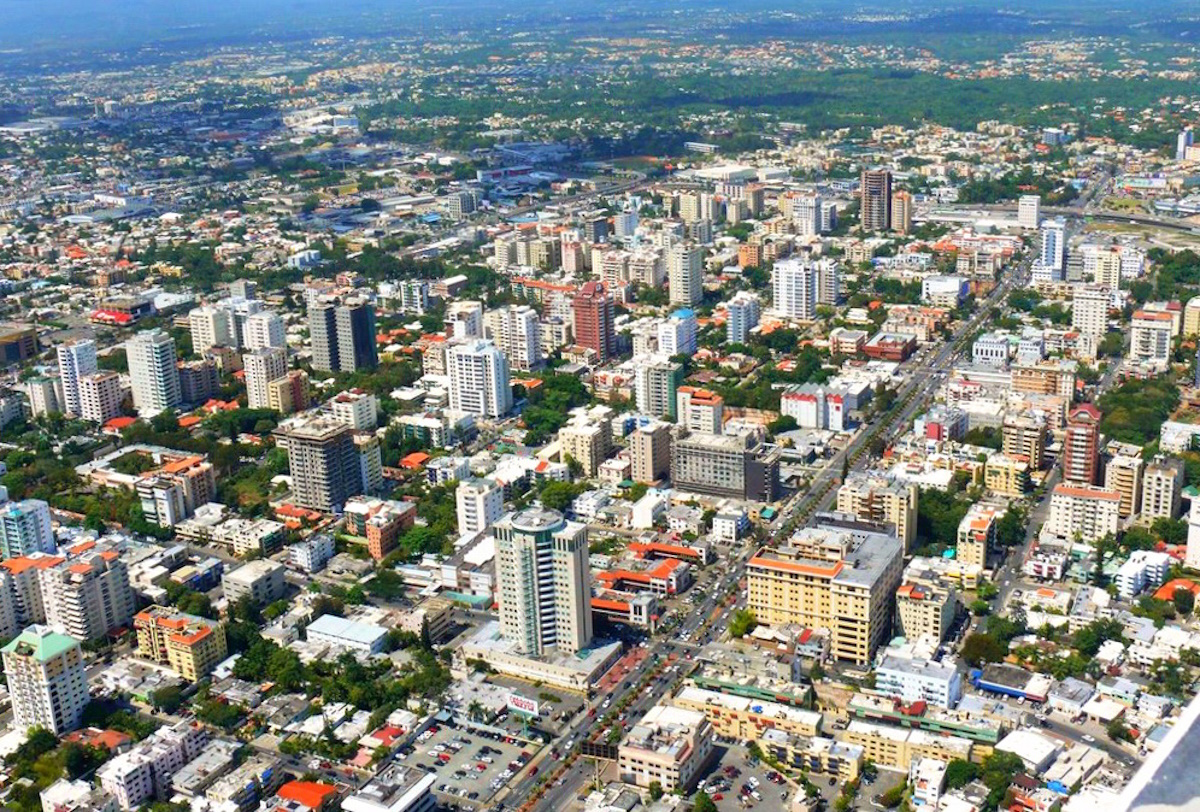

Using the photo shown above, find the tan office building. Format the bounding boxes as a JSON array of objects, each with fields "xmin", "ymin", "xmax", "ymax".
[
  {"xmin": 630, "ymin": 422, "xmax": 671, "ymax": 484},
  {"xmin": 836, "ymin": 474, "xmax": 917, "ymax": 551},
  {"xmin": 746, "ymin": 525, "xmax": 902, "ymax": 665}
]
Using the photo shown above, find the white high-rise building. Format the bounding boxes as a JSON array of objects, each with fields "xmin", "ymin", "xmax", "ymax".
[
  {"xmin": 2, "ymin": 625, "xmax": 88, "ymax": 735},
  {"xmin": 244, "ymin": 347, "xmax": 288, "ymax": 410},
  {"xmin": 1040, "ymin": 218, "xmax": 1066, "ymax": 271},
  {"xmin": 484, "ymin": 305, "xmax": 542, "ymax": 372},
  {"xmin": 456, "ymin": 478, "xmax": 504, "ymax": 536},
  {"xmin": 772, "ymin": 258, "xmax": 818, "ymax": 320},
  {"xmin": 39, "ymin": 550, "xmax": 135, "ymax": 643},
  {"xmin": 78, "ymin": 372, "xmax": 123, "ymax": 424},
  {"xmin": 243, "ymin": 311, "xmax": 286, "ymax": 350},
  {"xmin": 657, "ymin": 309, "xmax": 698, "ymax": 356},
  {"xmin": 0, "ymin": 499, "xmax": 56, "ymax": 559},
  {"xmin": 668, "ymin": 243, "xmax": 703, "ymax": 306},
  {"xmin": 447, "ymin": 340, "xmax": 512, "ymax": 418},
  {"xmin": 329, "ymin": 389, "xmax": 379, "ymax": 431},
  {"xmin": 614, "ymin": 210, "xmax": 639, "ymax": 238},
  {"xmin": 635, "ymin": 357, "xmax": 682, "ymax": 420},
  {"xmin": 445, "ymin": 301, "xmax": 484, "ymax": 339},
  {"xmin": 25, "ymin": 377, "xmax": 62, "ymax": 418},
  {"xmin": 792, "ymin": 192, "xmax": 822, "ymax": 236},
  {"xmin": 188, "ymin": 306, "xmax": 235, "ymax": 353},
  {"xmin": 1018, "ymin": 195, "xmax": 1041, "ymax": 229},
  {"xmin": 127, "ymin": 330, "xmax": 180, "ymax": 417},
  {"xmin": 494, "ymin": 509, "xmax": 592, "ymax": 657},
  {"xmin": 1178, "ymin": 129, "xmax": 1195, "ymax": 162},
  {"xmin": 1072, "ymin": 285, "xmax": 1110, "ymax": 338},
  {"xmin": 56, "ymin": 339, "xmax": 97, "ymax": 417},
  {"xmin": 726, "ymin": 292, "xmax": 761, "ymax": 344},
  {"xmin": 1130, "ymin": 310, "xmax": 1174, "ymax": 366}
]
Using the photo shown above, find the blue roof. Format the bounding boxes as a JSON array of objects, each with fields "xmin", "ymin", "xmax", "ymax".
[{"xmin": 672, "ymin": 309, "xmax": 695, "ymax": 320}]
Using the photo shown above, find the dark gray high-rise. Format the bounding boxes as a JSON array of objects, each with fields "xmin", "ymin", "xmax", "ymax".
[{"xmin": 308, "ymin": 295, "xmax": 378, "ymax": 373}]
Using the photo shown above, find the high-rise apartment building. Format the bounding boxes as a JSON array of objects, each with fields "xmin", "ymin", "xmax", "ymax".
[
  {"xmin": 1130, "ymin": 310, "xmax": 1174, "ymax": 366},
  {"xmin": 2, "ymin": 625, "xmax": 88, "ymax": 734},
  {"xmin": 456, "ymin": 478, "xmax": 504, "ymax": 537},
  {"xmin": 725, "ymin": 292, "xmax": 761, "ymax": 344},
  {"xmin": 1039, "ymin": 219, "xmax": 1066, "ymax": 272},
  {"xmin": 890, "ymin": 190, "xmax": 913, "ymax": 235},
  {"xmin": 244, "ymin": 347, "xmax": 288, "ymax": 410},
  {"xmin": 56, "ymin": 339, "xmax": 97, "ymax": 418},
  {"xmin": 668, "ymin": 243, "xmax": 703, "ymax": 306},
  {"xmin": 630, "ymin": 422, "xmax": 671, "ymax": 484},
  {"xmin": 860, "ymin": 169, "xmax": 893, "ymax": 233},
  {"xmin": 39, "ymin": 546, "xmax": 134, "ymax": 643},
  {"xmin": 243, "ymin": 310, "xmax": 286, "ymax": 351},
  {"xmin": 1105, "ymin": 451, "xmax": 1144, "ymax": 519},
  {"xmin": 635, "ymin": 357, "xmax": 684, "ymax": 420},
  {"xmin": 77, "ymin": 372, "xmax": 123, "ymax": 424},
  {"xmin": 657, "ymin": 309, "xmax": 698, "ymax": 357},
  {"xmin": 836, "ymin": 474, "xmax": 918, "ymax": 551},
  {"xmin": 127, "ymin": 330, "xmax": 180, "ymax": 417},
  {"xmin": 309, "ymin": 296, "xmax": 378, "ymax": 373},
  {"xmin": 792, "ymin": 192, "xmax": 822, "ymax": 236},
  {"xmin": 559, "ymin": 414, "xmax": 613, "ymax": 477},
  {"xmin": 1046, "ymin": 484, "xmax": 1121, "ymax": 543},
  {"xmin": 772, "ymin": 258, "xmax": 818, "ymax": 320},
  {"xmin": 1002, "ymin": 413, "xmax": 1047, "ymax": 471},
  {"xmin": 676, "ymin": 386, "xmax": 724, "ymax": 434},
  {"xmin": 1178, "ymin": 129, "xmax": 1195, "ymax": 161},
  {"xmin": 956, "ymin": 504, "xmax": 998, "ymax": 569},
  {"xmin": 1062, "ymin": 404, "xmax": 1101, "ymax": 486},
  {"xmin": 176, "ymin": 359, "xmax": 218, "ymax": 406},
  {"xmin": 267, "ymin": 370, "xmax": 309, "ymax": 415},
  {"xmin": 747, "ymin": 524, "xmax": 903, "ymax": 664},
  {"xmin": 572, "ymin": 281, "xmax": 615, "ymax": 363},
  {"xmin": 445, "ymin": 300, "xmax": 485, "ymax": 339},
  {"xmin": 273, "ymin": 415, "xmax": 364, "ymax": 512},
  {"xmin": 447, "ymin": 340, "xmax": 512, "ymax": 418},
  {"xmin": 484, "ymin": 305, "xmax": 542, "ymax": 372},
  {"xmin": 1072, "ymin": 285, "xmax": 1110, "ymax": 338},
  {"xmin": 25, "ymin": 376, "xmax": 62, "ymax": 418},
  {"xmin": 0, "ymin": 499, "xmax": 56, "ymax": 559},
  {"xmin": 134, "ymin": 605, "xmax": 227, "ymax": 682},
  {"xmin": 188, "ymin": 306, "xmax": 234, "ymax": 353},
  {"xmin": 1141, "ymin": 456, "xmax": 1183, "ymax": 524},
  {"xmin": 494, "ymin": 509, "xmax": 592, "ymax": 657}
]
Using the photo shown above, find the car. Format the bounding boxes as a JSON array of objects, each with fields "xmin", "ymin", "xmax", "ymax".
[
  {"xmin": 713, "ymin": 794, "xmax": 724, "ymax": 802},
  {"xmin": 1083, "ymin": 734, "xmax": 1096, "ymax": 743}
]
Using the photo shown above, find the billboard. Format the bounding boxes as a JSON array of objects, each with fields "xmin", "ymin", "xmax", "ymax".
[{"xmin": 506, "ymin": 692, "xmax": 540, "ymax": 717}]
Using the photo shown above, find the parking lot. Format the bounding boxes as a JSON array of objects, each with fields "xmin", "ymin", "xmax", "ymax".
[
  {"xmin": 697, "ymin": 741, "xmax": 904, "ymax": 812},
  {"xmin": 399, "ymin": 721, "xmax": 539, "ymax": 807},
  {"xmin": 697, "ymin": 744, "xmax": 795, "ymax": 811},
  {"xmin": 487, "ymin": 675, "xmax": 589, "ymax": 736}
]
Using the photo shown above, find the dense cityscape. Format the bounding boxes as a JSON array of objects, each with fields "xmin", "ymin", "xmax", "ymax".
[{"xmin": 2, "ymin": 3, "xmax": 1200, "ymax": 812}]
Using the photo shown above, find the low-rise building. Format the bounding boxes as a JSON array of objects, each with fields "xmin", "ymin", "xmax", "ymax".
[
  {"xmin": 134, "ymin": 606, "xmax": 227, "ymax": 681},
  {"xmin": 618, "ymin": 703, "xmax": 714, "ymax": 793},
  {"xmin": 222, "ymin": 560, "xmax": 286, "ymax": 606},
  {"xmin": 306, "ymin": 613, "xmax": 388, "ymax": 655}
]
